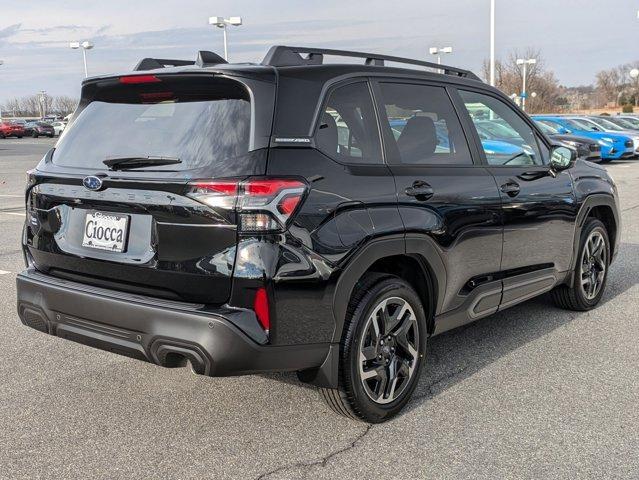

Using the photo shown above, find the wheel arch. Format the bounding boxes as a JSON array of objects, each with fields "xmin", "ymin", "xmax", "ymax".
[
  {"xmin": 297, "ymin": 234, "xmax": 446, "ymax": 389},
  {"xmin": 567, "ymin": 194, "xmax": 620, "ymax": 287}
]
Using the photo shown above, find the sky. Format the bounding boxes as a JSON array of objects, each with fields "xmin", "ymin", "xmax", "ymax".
[{"xmin": 1, "ymin": 0, "xmax": 638, "ymax": 103}]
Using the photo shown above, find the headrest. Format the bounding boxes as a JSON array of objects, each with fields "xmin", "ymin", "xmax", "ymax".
[
  {"xmin": 397, "ymin": 116, "xmax": 438, "ymax": 163},
  {"xmin": 317, "ymin": 112, "xmax": 338, "ymax": 156}
]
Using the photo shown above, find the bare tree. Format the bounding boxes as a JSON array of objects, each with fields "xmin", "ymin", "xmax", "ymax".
[
  {"xmin": 20, "ymin": 95, "xmax": 41, "ymax": 117},
  {"xmin": 53, "ymin": 96, "xmax": 78, "ymax": 115},
  {"xmin": 2, "ymin": 94, "xmax": 79, "ymax": 117},
  {"xmin": 481, "ymin": 48, "xmax": 561, "ymax": 113},
  {"xmin": 2, "ymin": 97, "xmax": 22, "ymax": 116},
  {"xmin": 594, "ymin": 61, "xmax": 639, "ymax": 107}
]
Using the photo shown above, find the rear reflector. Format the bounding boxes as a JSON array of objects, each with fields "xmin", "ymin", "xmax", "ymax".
[
  {"xmin": 253, "ymin": 287, "xmax": 270, "ymax": 332},
  {"xmin": 119, "ymin": 75, "xmax": 161, "ymax": 84}
]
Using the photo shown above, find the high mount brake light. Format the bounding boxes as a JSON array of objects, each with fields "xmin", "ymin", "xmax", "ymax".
[
  {"xmin": 119, "ymin": 75, "xmax": 161, "ymax": 84},
  {"xmin": 187, "ymin": 178, "xmax": 307, "ymax": 232}
]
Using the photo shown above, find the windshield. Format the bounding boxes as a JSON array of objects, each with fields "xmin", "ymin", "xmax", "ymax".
[
  {"xmin": 564, "ymin": 118, "xmax": 597, "ymax": 131},
  {"xmin": 476, "ymin": 120, "xmax": 518, "ymax": 138},
  {"xmin": 607, "ymin": 117, "xmax": 637, "ymax": 129},
  {"xmin": 53, "ymin": 75, "xmax": 251, "ymax": 171},
  {"xmin": 606, "ymin": 118, "xmax": 639, "ymax": 130},
  {"xmin": 588, "ymin": 117, "xmax": 624, "ymax": 131},
  {"xmin": 535, "ymin": 121, "xmax": 558, "ymax": 135},
  {"xmin": 619, "ymin": 116, "xmax": 639, "ymax": 128}
]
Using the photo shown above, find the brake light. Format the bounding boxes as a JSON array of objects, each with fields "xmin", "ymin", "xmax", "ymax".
[
  {"xmin": 244, "ymin": 179, "xmax": 305, "ymax": 196},
  {"xmin": 187, "ymin": 177, "xmax": 307, "ymax": 232},
  {"xmin": 253, "ymin": 287, "xmax": 270, "ymax": 332},
  {"xmin": 119, "ymin": 75, "xmax": 161, "ymax": 84}
]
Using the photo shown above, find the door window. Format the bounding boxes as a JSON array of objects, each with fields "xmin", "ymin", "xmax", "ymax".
[
  {"xmin": 459, "ymin": 90, "xmax": 545, "ymax": 166},
  {"xmin": 315, "ymin": 82, "xmax": 383, "ymax": 164},
  {"xmin": 377, "ymin": 83, "xmax": 472, "ymax": 165}
]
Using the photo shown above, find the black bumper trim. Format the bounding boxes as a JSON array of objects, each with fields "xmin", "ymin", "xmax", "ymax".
[{"xmin": 16, "ymin": 269, "xmax": 330, "ymax": 376}]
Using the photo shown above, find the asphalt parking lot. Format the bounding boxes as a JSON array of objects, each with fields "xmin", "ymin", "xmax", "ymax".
[{"xmin": 0, "ymin": 137, "xmax": 638, "ymax": 479}]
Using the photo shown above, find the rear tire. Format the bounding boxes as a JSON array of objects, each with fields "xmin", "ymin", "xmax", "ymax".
[
  {"xmin": 320, "ymin": 273, "xmax": 428, "ymax": 423},
  {"xmin": 551, "ymin": 218, "xmax": 609, "ymax": 311}
]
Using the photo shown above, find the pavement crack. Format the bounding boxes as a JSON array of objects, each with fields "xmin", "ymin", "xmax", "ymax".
[{"xmin": 255, "ymin": 423, "xmax": 373, "ymax": 480}]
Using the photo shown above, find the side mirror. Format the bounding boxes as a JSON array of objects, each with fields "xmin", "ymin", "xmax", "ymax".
[{"xmin": 549, "ymin": 145, "xmax": 576, "ymax": 174}]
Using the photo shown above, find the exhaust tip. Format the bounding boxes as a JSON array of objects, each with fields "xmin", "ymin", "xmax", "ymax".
[{"xmin": 150, "ymin": 340, "xmax": 210, "ymax": 375}]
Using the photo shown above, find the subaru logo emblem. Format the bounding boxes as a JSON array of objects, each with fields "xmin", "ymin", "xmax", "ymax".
[{"xmin": 83, "ymin": 176, "xmax": 103, "ymax": 191}]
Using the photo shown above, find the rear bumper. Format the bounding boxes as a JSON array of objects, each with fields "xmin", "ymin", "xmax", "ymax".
[{"xmin": 16, "ymin": 269, "xmax": 329, "ymax": 376}]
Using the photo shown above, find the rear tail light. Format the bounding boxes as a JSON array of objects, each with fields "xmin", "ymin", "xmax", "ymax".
[{"xmin": 187, "ymin": 177, "xmax": 307, "ymax": 232}]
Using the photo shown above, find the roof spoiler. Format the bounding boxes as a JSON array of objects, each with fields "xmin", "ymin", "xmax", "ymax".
[
  {"xmin": 133, "ymin": 50, "xmax": 227, "ymax": 71},
  {"xmin": 261, "ymin": 45, "xmax": 481, "ymax": 81}
]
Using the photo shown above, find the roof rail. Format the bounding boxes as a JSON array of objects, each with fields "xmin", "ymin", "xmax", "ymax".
[
  {"xmin": 261, "ymin": 46, "xmax": 481, "ymax": 81},
  {"xmin": 134, "ymin": 50, "xmax": 227, "ymax": 71}
]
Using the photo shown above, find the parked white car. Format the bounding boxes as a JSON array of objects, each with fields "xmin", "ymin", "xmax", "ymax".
[{"xmin": 51, "ymin": 122, "xmax": 66, "ymax": 136}]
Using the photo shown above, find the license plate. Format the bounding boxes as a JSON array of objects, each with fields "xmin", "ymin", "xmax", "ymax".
[{"xmin": 82, "ymin": 211, "xmax": 129, "ymax": 252}]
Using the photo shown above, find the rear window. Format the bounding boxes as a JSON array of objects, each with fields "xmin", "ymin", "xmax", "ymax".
[{"xmin": 53, "ymin": 75, "xmax": 251, "ymax": 170}]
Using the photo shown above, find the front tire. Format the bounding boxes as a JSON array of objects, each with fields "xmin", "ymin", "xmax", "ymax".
[
  {"xmin": 321, "ymin": 274, "xmax": 427, "ymax": 423},
  {"xmin": 551, "ymin": 218, "xmax": 609, "ymax": 311}
]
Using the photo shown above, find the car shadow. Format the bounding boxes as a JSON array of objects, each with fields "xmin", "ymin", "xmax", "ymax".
[{"xmin": 261, "ymin": 242, "xmax": 638, "ymax": 417}]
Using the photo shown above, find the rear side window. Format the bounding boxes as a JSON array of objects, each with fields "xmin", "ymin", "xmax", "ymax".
[
  {"xmin": 315, "ymin": 82, "xmax": 383, "ymax": 164},
  {"xmin": 53, "ymin": 76, "xmax": 251, "ymax": 170},
  {"xmin": 377, "ymin": 82, "xmax": 472, "ymax": 165},
  {"xmin": 459, "ymin": 89, "xmax": 545, "ymax": 166}
]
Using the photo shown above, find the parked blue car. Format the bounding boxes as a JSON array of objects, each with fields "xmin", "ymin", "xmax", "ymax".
[
  {"xmin": 389, "ymin": 118, "xmax": 527, "ymax": 164},
  {"xmin": 533, "ymin": 116, "xmax": 634, "ymax": 162}
]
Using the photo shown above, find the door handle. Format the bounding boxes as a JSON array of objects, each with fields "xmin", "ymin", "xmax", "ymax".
[
  {"xmin": 405, "ymin": 181, "xmax": 434, "ymax": 200},
  {"xmin": 500, "ymin": 181, "xmax": 521, "ymax": 197}
]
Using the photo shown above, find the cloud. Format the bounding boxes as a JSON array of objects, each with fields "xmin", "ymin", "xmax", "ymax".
[
  {"xmin": 95, "ymin": 25, "xmax": 111, "ymax": 35},
  {"xmin": 20, "ymin": 24, "xmax": 92, "ymax": 34},
  {"xmin": 1, "ymin": 0, "xmax": 638, "ymax": 102},
  {"xmin": 0, "ymin": 23, "xmax": 21, "ymax": 40}
]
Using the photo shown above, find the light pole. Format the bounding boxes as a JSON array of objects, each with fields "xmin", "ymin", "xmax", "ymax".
[
  {"xmin": 208, "ymin": 16, "xmax": 242, "ymax": 61},
  {"xmin": 490, "ymin": 0, "xmax": 495, "ymax": 86},
  {"xmin": 39, "ymin": 90, "xmax": 47, "ymax": 118},
  {"xmin": 428, "ymin": 46, "xmax": 453, "ymax": 67},
  {"xmin": 516, "ymin": 58, "xmax": 536, "ymax": 111},
  {"xmin": 70, "ymin": 41, "xmax": 94, "ymax": 78}
]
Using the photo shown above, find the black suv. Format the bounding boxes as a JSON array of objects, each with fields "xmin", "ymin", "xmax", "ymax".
[{"xmin": 17, "ymin": 47, "xmax": 621, "ymax": 422}]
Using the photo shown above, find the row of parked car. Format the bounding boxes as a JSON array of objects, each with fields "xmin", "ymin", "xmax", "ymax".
[
  {"xmin": 532, "ymin": 115, "xmax": 639, "ymax": 163},
  {"xmin": 0, "ymin": 118, "xmax": 66, "ymax": 139},
  {"xmin": 387, "ymin": 112, "xmax": 639, "ymax": 166}
]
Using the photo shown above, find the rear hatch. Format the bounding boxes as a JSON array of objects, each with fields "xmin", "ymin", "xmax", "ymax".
[{"xmin": 26, "ymin": 70, "xmax": 275, "ymax": 304}]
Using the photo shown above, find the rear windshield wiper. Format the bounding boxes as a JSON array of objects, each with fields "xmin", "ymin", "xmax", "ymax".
[{"xmin": 103, "ymin": 156, "xmax": 181, "ymax": 171}]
